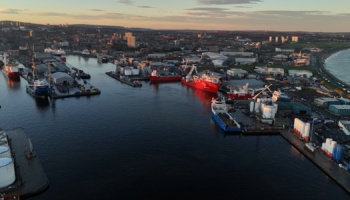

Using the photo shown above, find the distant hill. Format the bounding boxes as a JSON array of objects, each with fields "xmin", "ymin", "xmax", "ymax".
[{"xmin": 71, "ymin": 24, "xmax": 124, "ymax": 29}]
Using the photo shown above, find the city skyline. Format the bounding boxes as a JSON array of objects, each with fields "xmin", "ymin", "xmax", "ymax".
[{"xmin": 1, "ymin": 0, "xmax": 350, "ymax": 32}]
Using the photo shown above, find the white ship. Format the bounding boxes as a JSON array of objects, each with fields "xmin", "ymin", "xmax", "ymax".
[
  {"xmin": 81, "ymin": 49, "xmax": 90, "ymax": 55},
  {"xmin": 44, "ymin": 48, "xmax": 66, "ymax": 55}
]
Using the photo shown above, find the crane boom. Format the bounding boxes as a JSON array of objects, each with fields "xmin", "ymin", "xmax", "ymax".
[{"xmin": 252, "ymin": 84, "xmax": 272, "ymax": 99}]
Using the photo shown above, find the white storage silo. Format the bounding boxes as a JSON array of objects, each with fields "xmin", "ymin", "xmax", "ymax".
[
  {"xmin": 262, "ymin": 104, "xmax": 274, "ymax": 118},
  {"xmin": 255, "ymin": 98, "xmax": 261, "ymax": 113},
  {"xmin": 0, "ymin": 146, "xmax": 11, "ymax": 158},
  {"xmin": 0, "ymin": 158, "xmax": 16, "ymax": 188},
  {"xmin": 250, "ymin": 101, "xmax": 254, "ymax": 112},
  {"xmin": 274, "ymin": 104, "xmax": 278, "ymax": 115}
]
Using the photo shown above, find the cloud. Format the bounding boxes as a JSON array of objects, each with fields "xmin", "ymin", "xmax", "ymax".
[
  {"xmin": 184, "ymin": 7, "xmax": 243, "ymax": 18},
  {"xmin": 0, "ymin": 8, "xmax": 28, "ymax": 14},
  {"xmin": 234, "ymin": 6, "xmax": 252, "ymax": 8},
  {"xmin": 29, "ymin": 12, "xmax": 68, "ymax": 16},
  {"xmin": 198, "ymin": 0, "xmax": 262, "ymax": 5},
  {"xmin": 117, "ymin": 0, "xmax": 134, "ymax": 5},
  {"xmin": 87, "ymin": 9, "xmax": 104, "ymax": 11},
  {"xmin": 251, "ymin": 10, "xmax": 331, "ymax": 16},
  {"xmin": 137, "ymin": 6, "xmax": 154, "ymax": 8},
  {"xmin": 185, "ymin": 7, "xmax": 229, "ymax": 11}
]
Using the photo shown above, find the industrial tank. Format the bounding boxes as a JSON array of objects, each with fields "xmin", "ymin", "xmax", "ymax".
[
  {"xmin": 0, "ymin": 157, "xmax": 16, "ymax": 188},
  {"xmin": 0, "ymin": 146, "xmax": 11, "ymax": 158}
]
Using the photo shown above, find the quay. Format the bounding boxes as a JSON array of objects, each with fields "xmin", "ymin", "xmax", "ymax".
[
  {"xmin": 228, "ymin": 107, "xmax": 350, "ymax": 194},
  {"xmin": 49, "ymin": 89, "xmax": 101, "ymax": 99},
  {"xmin": 106, "ymin": 72, "xmax": 142, "ymax": 87},
  {"xmin": 0, "ymin": 127, "xmax": 49, "ymax": 198},
  {"xmin": 19, "ymin": 72, "xmax": 33, "ymax": 84}
]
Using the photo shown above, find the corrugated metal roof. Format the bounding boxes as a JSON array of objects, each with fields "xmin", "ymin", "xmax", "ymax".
[{"xmin": 330, "ymin": 105, "xmax": 350, "ymax": 109}]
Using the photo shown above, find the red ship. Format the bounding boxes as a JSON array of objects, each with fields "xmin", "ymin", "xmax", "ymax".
[
  {"xmin": 2, "ymin": 53, "xmax": 20, "ymax": 79},
  {"xmin": 226, "ymin": 83, "xmax": 254, "ymax": 99},
  {"xmin": 149, "ymin": 70, "xmax": 181, "ymax": 81},
  {"xmin": 181, "ymin": 65, "xmax": 220, "ymax": 93},
  {"xmin": 60, "ymin": 55, "xmax": 66, "ymax": 62}
]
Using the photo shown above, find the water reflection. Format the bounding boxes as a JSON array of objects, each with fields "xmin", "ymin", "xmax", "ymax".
[
  {"xmin": 3, "ymin": 75, "xmax": 21, "ymax": 90},
  {"xmin": 192, "ymin": 88, "xmax": 218, "ymax": 106},
  {"xmin": 149, "ymin": 80, "xmax": 179, "ymax": 92},
  {"xmin": 34, "ymin": 98, "xmax": 50, "ymax": 112}
]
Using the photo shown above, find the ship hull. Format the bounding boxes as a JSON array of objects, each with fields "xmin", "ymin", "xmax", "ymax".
[
  {"xmin": 2, "ymin": 70, "xmax": 20, "ymax": 79},
  {"xmin": 26, "ymin": 86, "xmax": 48, "ymax": 99},
  {"xmin": 149, "ymin": 75, "xmax": 182, "ymax": 81},
  {"xmin": 212, "ymin": 112, "xmax": 241, "ymax": 132},
  {"xmin": 181, "ymin": 78, "xmax": 219, "ymax": 93},
  {"xmin": 227, "ymin": 93, "xmax": 252, "ymax": 99}
]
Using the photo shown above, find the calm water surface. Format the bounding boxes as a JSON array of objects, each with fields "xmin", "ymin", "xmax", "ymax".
[
  {"xmin": 325, "ymin": 49, "xmax": 350, "ymax": 84},
  {"xmin": 0, "ymin": 56, "xmax": 349, "ymax": 200}
]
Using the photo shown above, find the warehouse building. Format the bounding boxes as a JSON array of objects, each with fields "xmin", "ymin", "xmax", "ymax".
[
  {"xmin": 51, "ymin": 72, "xmax": 74, "ymax": 84},
  {"xmin": 288, "ymin": 70, "xmax": 313, "ymax": 78},
  {"xmin": 329, "ymin": 105, "xmax": 350, "ymax": 115},
  {"xmin": 314, "ymin": 98, "xmax": 340, "ymax": 107},
  {"xmin": 276, "ymin": 102, "xmax": 310, "ymax": 115},
  {"xmin": 220, "ymin": 52, "xmax": 254, "ymax": 57},
  {"xmin": 254, "ymin": 67, "xmax": 284, "ymax": 76},
  {"xmin": 226, "ymin": 68, "xmax": 248, "ymax": 76},
  {"xmin": 338, "ymin": 98, "xmax": 350, "ymax": 105}
]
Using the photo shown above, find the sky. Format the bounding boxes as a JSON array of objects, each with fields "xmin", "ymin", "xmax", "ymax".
[{"xmin": 1, "ymin": 0, "xmax": 350, "ymax": 32}]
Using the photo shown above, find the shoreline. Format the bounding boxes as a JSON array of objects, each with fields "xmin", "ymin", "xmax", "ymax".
[
  {"xmin": 320, "ymin": 47, "xmax": 350, "ymax": 62},
  {"xmin": 318, "ymin": 47, "xmax": 350, "ymax": 91}
]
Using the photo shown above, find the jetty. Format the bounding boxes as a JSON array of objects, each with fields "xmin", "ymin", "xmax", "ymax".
[
  {"xmin": 106, "ymin": 72, "xmax": 142, "ymax": 87},
  {"xmin": 0, "ymin": 127, "xmax": 49, "ymax": 198}
]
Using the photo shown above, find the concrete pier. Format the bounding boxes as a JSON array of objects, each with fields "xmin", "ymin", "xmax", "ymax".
[
  {"xmin": 227, "ymin": 109, "xmax": 350, "ymax": 194},
  {"xmin": 106, "ymin": 72, "xmax": 143, "ymax": 87},
  {"xmin": 0, "ymin": 128, "xmax": 49, "ymax": 198}
]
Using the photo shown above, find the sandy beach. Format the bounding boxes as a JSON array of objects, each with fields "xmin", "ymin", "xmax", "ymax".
[{"xmin": 321, "ymin": 47, "xmax": 350, "ymax": 62}]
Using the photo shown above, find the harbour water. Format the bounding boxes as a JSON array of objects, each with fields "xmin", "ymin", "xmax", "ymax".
[
  {"xmin": 325, "ymin": 48, "xmax": 350, "ymax": 84},
  {"xmin": 0, "ymin": 56, "xmax": 349, "ymax": 199}
]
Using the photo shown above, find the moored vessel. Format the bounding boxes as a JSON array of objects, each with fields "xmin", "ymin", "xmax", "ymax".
[
  {"xmin": 1, "ymin": 53, "xmax": 19, "ymax": 79},
  {"xmin": 81, "ymin": 49, "xmax": 90, "ymax": 56},
  {"xmin": 26, "ymin": 78, "xmax": 49, "ymax": 98},
  {"xmin": 181, "ymin": 65, "xmax": 220, "ymax": 93},
  {"xmin": 44, "ymin": 48, "xmax": 66, "ymax": 56},
  {"xmin": 226, "ymin": 83, "xmax": 253, "ymax": 100},
  {"xmin": 149, "ymin": 70, "xmax": 181, "ymax": 81},
  {"xmin": 211, "ymin": 96, "xmax": 241, "ymax": 132}
]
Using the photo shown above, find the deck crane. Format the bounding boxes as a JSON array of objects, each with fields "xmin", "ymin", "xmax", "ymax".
[
  {"xmin": 185, "ymin": 64, "xmax": 199, "ymax": 81},
  {"xmin": 252, "ymin": 84, "xmax": 272, "ymax": 100}
]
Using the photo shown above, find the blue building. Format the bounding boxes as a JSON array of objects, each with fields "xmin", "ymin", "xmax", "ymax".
[{"xmin": 329, "ymin": 105, "xmax": 350, "ymax": 115}]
